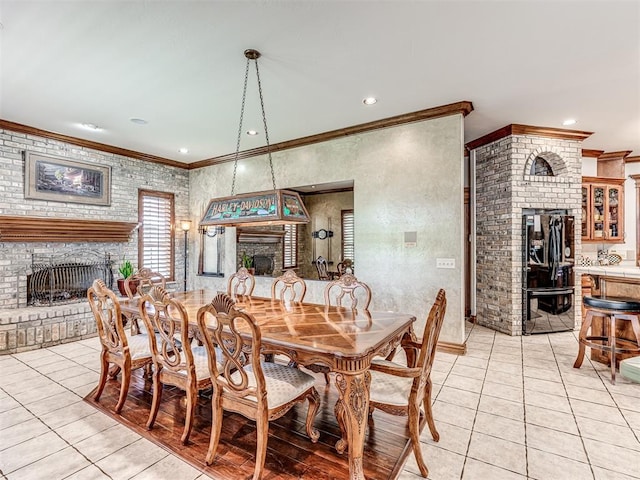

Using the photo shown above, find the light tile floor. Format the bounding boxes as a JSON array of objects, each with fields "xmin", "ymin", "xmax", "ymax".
[{"xmin": 1, "ymin": 322, "xmax": 639, "ymax": 480}]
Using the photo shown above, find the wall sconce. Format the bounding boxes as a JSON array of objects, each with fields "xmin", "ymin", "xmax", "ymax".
[
  {"xmin": 199, "ymin": 225, "xmax": 225, "ymax": 237},
  {"xmin": 181, "ymin": 220, "xmax": 192, "ymax": 291}
]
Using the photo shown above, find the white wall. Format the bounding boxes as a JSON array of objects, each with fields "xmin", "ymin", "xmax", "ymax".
[{"xmin": 188, "ymin": 114, "xmax": 466, "ymax": 346}]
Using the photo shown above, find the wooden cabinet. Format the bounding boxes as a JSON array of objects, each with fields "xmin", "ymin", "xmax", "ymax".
[{"xmin": 581, "ymin": 176, "xmax": 625, "ymax": 242}]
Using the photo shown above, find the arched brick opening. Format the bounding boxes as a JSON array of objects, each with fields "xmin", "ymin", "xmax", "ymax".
[{"xmin": 524, "ymin": 149, "xmax": 568, "ymax": 177}]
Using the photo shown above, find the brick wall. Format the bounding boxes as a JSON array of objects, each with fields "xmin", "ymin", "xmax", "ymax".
[
  {"xmin": 0, "ymin": 128, "xmax": 189, "ymax": 353},
  {"xmin": 475, "ymin": 135, "xmax": 583, "ymax": 335}
]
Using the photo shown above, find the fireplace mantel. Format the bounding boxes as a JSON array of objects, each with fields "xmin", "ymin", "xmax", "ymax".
[{"xmin": 0, "ymin": 215, "xmax": 140, "ymax": 242}]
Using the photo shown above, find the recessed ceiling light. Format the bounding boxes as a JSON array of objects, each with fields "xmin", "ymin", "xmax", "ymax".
[
  {"xmin": 178, "ymin": 148, "xmax": 189, "ymax": 154},
  {"xmin": 562, "ymin": 119, "xmax": 577, "ymax": 126},
  {"xmin": 130, "ymin": 118, "xmax": 148, "ymax": 125},
  {"xmin": 79, "ymin": 123, "xmax": 102, "ymax": 131},
  {"xmin": 363, "ymin": 97, "xmax": 377, "ymax": 105},
  {"xmin": 246, "ymin": 130, "xmax": 259, "ymax": 136}
]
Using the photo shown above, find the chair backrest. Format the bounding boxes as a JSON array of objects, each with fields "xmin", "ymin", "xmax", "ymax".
[
  {"xmin": 197, "ymin": 293, "xmax": 266, "ymax": 404},
  {"xmin": 315, "ymin": 256, "xmax": 330, "ymax": 280},
  {"xmin": 88, "ymin": 279, "xmax": 130, "ymax": 356},
  {"xmin": 271, "ymin": 269, "xmax": 307, "ymax": 302},
  {"xmin": 337, "ymin": 259, "xmax": 353, "ymax": 276},
  {"xmin": 227, "ymin": 267, "xmax": 256, "ymax": 297},
  {"xmin": 139, "ymin": 285, "xmax": 195, "ymax": 376},
  {"xmin": 124, "ymin": 267, "xmax": 166, "ymax": 298},
  {"xmin": 323, "ymin": 273, "xmax": 372, "ymax": 310},
  {"xmin": 415, "ymin": 289, "xmax": 447, "ymax": 384}
]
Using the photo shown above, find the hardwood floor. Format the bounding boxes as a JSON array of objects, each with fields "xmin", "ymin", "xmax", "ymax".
[{"xmin": 83, "ymin": 369, "xmax": 415, "ymax": 479}]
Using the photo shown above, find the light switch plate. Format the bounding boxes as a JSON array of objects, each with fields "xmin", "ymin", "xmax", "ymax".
[{"xmin": 436, "ymin": 258, "xmax": 455, "ymax": 269}]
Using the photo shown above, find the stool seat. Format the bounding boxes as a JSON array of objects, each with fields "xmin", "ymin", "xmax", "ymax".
[
  {"xmin": 583, "ymin": 296, "xmax": 640, "ymax": 311},
  {"xmin": 574, "ymin": 296, "xmax": 640, "ymax": 385}
]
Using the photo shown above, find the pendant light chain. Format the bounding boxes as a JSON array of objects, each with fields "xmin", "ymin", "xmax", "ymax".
[
  {"xmin": 230, "ymin": 57, "xmax": 251, "ymax": 196},
  {"xmin": 230, "ymin": 50, "xmax": 277, "ymax": 196},
  {"xmin": 253, "ymin": 59, "xmax": 277, "ymax": 191}
]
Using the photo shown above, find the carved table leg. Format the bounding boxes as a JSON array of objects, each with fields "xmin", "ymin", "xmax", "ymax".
[{"xmin": 334, "ymin": 370, "xmax": 371, "ymax": 480}]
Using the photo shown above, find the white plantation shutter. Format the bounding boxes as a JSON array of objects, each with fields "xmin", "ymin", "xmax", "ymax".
[
  {"xmin": 139, "ymin": 190, "xmax": 175, "ymax": 280},
  {"xmin": 283, "ymin": 224, "xmax": 298, "ymax": 268},
  {"xmin": 342, "ymin": 210, "xmax": 354, "ymax": 263}
]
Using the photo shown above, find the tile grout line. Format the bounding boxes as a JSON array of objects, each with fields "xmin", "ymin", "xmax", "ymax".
[
  {"xmin": 457, "ymin": 322, "xmax": 498, "ymax": 480},
  {"xmin": 1, "ymin": 350, "xmax": 115, "ymax": 479},
  {"xmin": 547, "ymin": 332, "xmax": 597, "ymax": 480},
  {"xmin": 520, "ymin": 331, "xmax": 530, "ymax": 479}
]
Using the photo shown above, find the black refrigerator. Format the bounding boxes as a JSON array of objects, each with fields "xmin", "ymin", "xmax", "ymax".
[{"xmin": 522, "ymin": 210, "xmax": 575, "ymax": 335}]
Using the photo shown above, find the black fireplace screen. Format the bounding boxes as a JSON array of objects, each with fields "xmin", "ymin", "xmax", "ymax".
[
  {"xmin": 28, "ymin": 251, "xmax": 114, "ymax": 306},
  {"xmin": 253, "ymin": 255, "xmax": 274, "ymax": 276}
]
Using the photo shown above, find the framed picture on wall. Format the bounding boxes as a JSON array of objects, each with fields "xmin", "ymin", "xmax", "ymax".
[{"xmin": 24, "ymin": 151, "xmax": 111, "ymax": 206}]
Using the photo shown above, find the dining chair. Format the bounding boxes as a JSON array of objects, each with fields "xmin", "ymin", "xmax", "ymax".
[
  {"xmin": 227, "ymin": 266, "xmax": 256, "ymax": 296},
  {"xmin": 367, "ymin": 288, "xmax": 447, "ymax": 478},
  {"xmin": 139, "ymin": 285, "xmax": 213, "ymax": 444},
  {"xmin": 196, "ymin": 293, "xmax": 320, "ymax": 480},
  {"xmin": 336, "ymin": 259, "xmax": 353, "ymax": 276},
  {"xmin": 88, "ymin": 279, "xmax": 153, "ymax": 414},
  {"xmin": 124, "ymin": 267, "xmax": 167, "ymax": 298},
  {"xmin": 123, "ymin": 267, "xmax": 167, "ymax": 335},
  {"xmin": 315, "ymin": 256, "xmax": 330, "ymax": 280},
  {"xmin": 271, "ymin": 269, "xmax": 307, "ymax": 302},
  {"xmin": 324, "ymin": 273, "xmax": 372, "ymax": 310}
]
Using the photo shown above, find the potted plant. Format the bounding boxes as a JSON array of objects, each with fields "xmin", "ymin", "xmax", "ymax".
[
  {"xmin": 116, "ymin": 259, "xmax": 136, "ymax": 296},
  {"xmin": 241, "ymin": 252, "xmax": 255, "ymax": 275}
]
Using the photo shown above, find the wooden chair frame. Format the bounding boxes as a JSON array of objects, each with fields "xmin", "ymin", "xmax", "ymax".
[
  {"xmin": 139, "ymin": 286, "xmax": 212, "ymax": 444},
  {"xmin": 88, "ymin": 279, "xmax": 153, "ymax": 414},
  {"xmin": 324, "ymin": 273, "xmax": 372, "ymax": 310},
  {"xmin": 227, "ymin": 267, "xmax": 256, "ymax": 297},
  {"xmin": 271, "ymin": 269, "xmax": 307, "ymax": 303},
  {"xmin": 315, "ymin": 256, "xmax": 330, "ymax": 280},
  {"xmin": 197, "ymin": 293, "xmax": 320, "ymax": 480},
  {"xmin": 124, "ymin": 267, "xmax": 167, "ymax": 335},
  {"xmin": 124, "ymin": 267, "xmax": 166, "ymax": 298},
  {"xmin": 367, "ymin": 289, "xmax": 447, "ymax": 478}
]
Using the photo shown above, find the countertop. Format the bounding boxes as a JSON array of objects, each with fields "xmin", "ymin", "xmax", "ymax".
[{"xmin": 574, "ymin": 263, "xmax": 640, "ymax": 279}]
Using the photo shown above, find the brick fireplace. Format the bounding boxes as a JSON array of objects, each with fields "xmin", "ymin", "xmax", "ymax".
[
  {"xmin": 470, "ymin": 125, "xmax": 591, "ymax": 335},
  {"xmin": 0, "ymin": 126, "xmax": 189, "ymax": 354}
]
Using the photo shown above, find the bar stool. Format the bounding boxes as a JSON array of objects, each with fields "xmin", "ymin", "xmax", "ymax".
[{"xmin": 573, "ymin": 296, "xmax": 640, "ymax": 384}]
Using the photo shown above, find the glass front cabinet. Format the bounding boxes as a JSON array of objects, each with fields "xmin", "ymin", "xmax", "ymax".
[{"xmin": 582, "ymin": 176, "xmax": 625, "ymax": 243}]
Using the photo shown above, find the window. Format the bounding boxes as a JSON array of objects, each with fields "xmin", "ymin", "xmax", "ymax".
[
  {"xmin": 138, "ymin": 190, "xmax": 175, "ymax": 280},
  {"xmin": 283, "ymin": 224, "xmax": 298, "ymax": 268},
  {"xmin": 342, "ymin": 209, "xmax": 354, "ymax": 263}
]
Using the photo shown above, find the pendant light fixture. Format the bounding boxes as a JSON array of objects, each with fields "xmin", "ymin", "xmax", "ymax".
[{"xmin": 199, "ymin": 49, "xmax": 310, "ymax": 228}]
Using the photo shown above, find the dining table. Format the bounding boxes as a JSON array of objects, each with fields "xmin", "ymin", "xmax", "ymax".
[{"xmin": 119, "ymin": 288, "xmax": 416, "ymax": 480}]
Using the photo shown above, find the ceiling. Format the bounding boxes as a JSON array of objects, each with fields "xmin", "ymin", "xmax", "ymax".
[{"xmin": 1, "ymin": 1, "xmax": 638, "ymax": 165}]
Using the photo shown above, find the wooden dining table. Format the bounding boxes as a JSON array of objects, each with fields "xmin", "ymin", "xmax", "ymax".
[{"xmin": 120, "ymin": 289, "xmax": 416, "ymax": 480}]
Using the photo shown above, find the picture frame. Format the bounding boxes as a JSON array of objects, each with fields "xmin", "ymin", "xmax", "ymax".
[{"xmin": 24, "ymin": 151, "xmax": 111, "ymax": 206}]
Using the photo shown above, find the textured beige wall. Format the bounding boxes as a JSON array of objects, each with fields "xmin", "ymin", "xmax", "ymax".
[{"xmin": 189, "ymin": 114, "xmax": 465, "ymax": 345}]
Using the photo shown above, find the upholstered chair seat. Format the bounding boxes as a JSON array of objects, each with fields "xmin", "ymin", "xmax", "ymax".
[{"xmin": 230, "ymin": 361, "xmax": 318, "ymax": 408}]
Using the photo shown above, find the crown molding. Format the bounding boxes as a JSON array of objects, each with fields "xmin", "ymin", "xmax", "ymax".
[
  {"xmin": 189, "ymin": 101, "xmax": 474, "ymax": 169},
  {"xmin": 582, "ymin": 149, "xmax": 605, "ymax": 158},
  {"xmin": 598, "ymin": 150, "xmax": 633, "ymax": 161},
  {"xmin": 0, "ymin": 119, "xmax": 188, "ymax": 169},
  {"xmin": 466, "ymin": 124, "xmax": 593, "ymax": 151}
]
